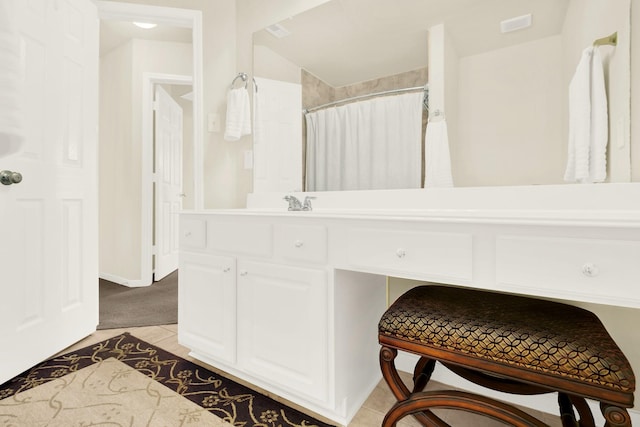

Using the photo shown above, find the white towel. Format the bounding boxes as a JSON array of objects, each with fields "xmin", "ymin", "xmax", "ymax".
[
  {"xmin": 0, "ymin": 0, "xmax": 25, "ymax": 157},
  {"xmin": 564, "ymin": 46, "xmax": 608, "ymax": 183},
  {"xmin": 223, "ymin": 87, "xmax": 251, "ymax": 141},
  {"xmin": 424, "ymin": 118, "xmax": 453, "ymax": 188}
]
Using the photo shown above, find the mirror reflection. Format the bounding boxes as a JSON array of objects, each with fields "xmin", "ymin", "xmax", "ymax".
[{"xmin": 252, "ymin": 0, "xmax": 631, "ymax": 192}]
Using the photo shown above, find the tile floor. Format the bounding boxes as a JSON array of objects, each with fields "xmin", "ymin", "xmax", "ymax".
[{"xmin": 57, "ymin": 325, "xmax": 562, "ymax": 427}]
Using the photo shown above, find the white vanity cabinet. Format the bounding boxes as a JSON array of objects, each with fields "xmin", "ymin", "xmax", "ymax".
[
  {"xmin": 179, "ymin": 190, "xmax": 640, "ymax": 426},
  {"xmin": 236, "ymin": 260, "xmax": 328, "ymax": 403},
  {"xmin": 178, "ymin": 252, "xmax": 237, "ymax": 365},
  {"xmin": 178, "ymin": 214, "xmax": 336, "ymax": 418}
]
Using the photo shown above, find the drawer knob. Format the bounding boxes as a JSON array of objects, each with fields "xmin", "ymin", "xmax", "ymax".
[
  {"xmin": 239, "ymin": 271, "xmax": 248, "ymax": 276},
  {"xmin": 294, "ymin": 240, "xmax": 304, "ymax": 248},
  {"xmin": 223, "ymin": 267, "xmax": 231, "ymax": 273},
  {"xmin": 396, "ymin": 248, "xmax": 406, "ymax": 259},
  {"xmin": 582, "ymin": 263, "xmax": 599, "ymax": 277},
  {"xmin": 184, "ymin": 231, "xmax": 192, "ymax": 237}
]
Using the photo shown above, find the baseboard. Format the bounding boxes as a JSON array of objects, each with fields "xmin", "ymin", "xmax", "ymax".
[
  {"xmin": 395, "ymin": 352, "xmax": 639, "ymax": 425},
  {"xmin": 99, "ymin": 272, "xmax": 151, "ymax": 288}
]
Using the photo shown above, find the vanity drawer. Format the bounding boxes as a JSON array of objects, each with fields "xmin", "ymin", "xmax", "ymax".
[
  {"xmin": 208, "ymin": 221, "xmax": 273, "ymax": 257},
  {"xmin": 346, "ymin": 228, "xmax": 473, "ymax": 282},
  {"xmin": 496, "ymin": 236, "xmax": 640, "ymax": 302},
  {"xmin": 181, "ymin": 218, "xmax": 207, "ymax": 249},
  {"xmin": 275, "ymin": 224, "xmax": 327, "ymax": 264}
]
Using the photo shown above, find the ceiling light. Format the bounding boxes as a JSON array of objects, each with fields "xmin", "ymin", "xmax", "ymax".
[
  {"xmin": 133, "ymin": 22, "xmax": 157, "ymax": 30},
  {"xmin": 500, "ymin": 14, "xmax": 532, "ymax": 33}
]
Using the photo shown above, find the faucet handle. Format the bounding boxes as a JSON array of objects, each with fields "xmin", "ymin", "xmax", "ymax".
[
  {"xmin": 302, "ymin": 196, "xmax": 316, "ymax": 211},
  {"xmin": 284, "ymin": 195, "xmax": 302, "ymax": 211}
]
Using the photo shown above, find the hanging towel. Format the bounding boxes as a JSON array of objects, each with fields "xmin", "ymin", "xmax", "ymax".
[
  {"xmin": 224, "ymin": 87, "xmax": 251, "ymax": 141},
  {"xmin": 424, "ymin": 118, "xmax": 453, "ymax": 188},
  {"xmin": 564, "ymin": 46, "xmax": 608, "ymax": 183},
  {"xmin": 0, "ymin": 0, "xmax": 25, "ymax": 157}
]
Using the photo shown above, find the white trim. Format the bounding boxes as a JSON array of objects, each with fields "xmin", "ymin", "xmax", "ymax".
[
  {"xmin": 99, "ymin": 272, "xmax": 150, "ymax": 288},
  {"xmin": 97, "ymin": 1, "xmax": 203, "ymax": 285}
]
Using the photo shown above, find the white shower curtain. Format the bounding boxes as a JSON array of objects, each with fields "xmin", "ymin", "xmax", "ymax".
[{"xmin": 305, "ymin": 92, "xmax": 423, "ymax": 192}]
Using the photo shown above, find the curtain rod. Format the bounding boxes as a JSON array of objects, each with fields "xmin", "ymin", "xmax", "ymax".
[{"xmin": 303, "ymin": 85, "xmax": 428, "ymax": 114}]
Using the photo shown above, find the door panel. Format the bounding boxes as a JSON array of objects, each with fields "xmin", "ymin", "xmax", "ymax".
[
  {"xmin": 154, "ymin": 86, "xmax": 183, "ymax": 281},
  {"xmin": 0, "ymin": 0, "xmax": 98, "ymax": 384},
  {"xmin": 237, "ymin": 261, "xmax": 328, "ymax": 403},
  {"xmin": 179, "ymin": 253, "xmax": 237, "ymax": 364}
]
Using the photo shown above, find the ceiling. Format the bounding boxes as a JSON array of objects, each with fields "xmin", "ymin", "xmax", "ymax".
[
  {"xmin": 253, "ymin": 0, "xmax": 570, "ymax": 87},
  {"xmin": 100, "ymin": 20, "xmax": 192, "ymax": 56}
]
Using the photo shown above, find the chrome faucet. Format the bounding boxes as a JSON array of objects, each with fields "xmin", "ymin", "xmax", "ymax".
[
  {"xmin": 284, "ymin": 195, "xmax": 303, "ymax": 211},
  {"xmin": 284, "ymin": 195, "xmax": 316, "ymax": 211}
]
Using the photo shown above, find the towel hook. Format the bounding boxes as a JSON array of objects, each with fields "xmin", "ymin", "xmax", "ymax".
[
  {"xmin": 231, "ymin": 72, "xmax": 248, "ymax": 89},
  {"xmin": 593, "ymin": 32, "xmax": 617, "ymax": 47}
]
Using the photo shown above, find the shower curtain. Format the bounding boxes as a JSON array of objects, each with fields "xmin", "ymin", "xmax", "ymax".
[{"xmin": 305, "ymin": 92, "xmax": 423, "ymax": 192}]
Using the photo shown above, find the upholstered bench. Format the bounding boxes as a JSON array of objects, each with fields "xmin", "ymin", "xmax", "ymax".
[{"xmin": 378, "ymin": 285, "xmax": 635, "ymax": 427}]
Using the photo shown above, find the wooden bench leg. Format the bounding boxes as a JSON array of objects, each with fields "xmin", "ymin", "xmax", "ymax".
[
  {"xmin": 413, "ymin": 356, "xmax": 436, "ymax": 393},
  {"xmin": 382, "ymin": 390, "xmax": 549, "ymax": 427},
  {"xmin": 561, "ymin": 394, "xmax": 595, "ymax": 427},
  {"xmin": 380, "ymin": 346, "xmax": 449, "ymax": 427},
  {"xmin": 600, "ymin": 403, "xmax": 632, "ymax": 427}
]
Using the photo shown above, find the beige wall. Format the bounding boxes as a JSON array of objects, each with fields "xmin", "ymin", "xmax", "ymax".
[
  {"xmin": 455, "ymin": 35, "xmax": 565, "ymax": 186},
  {"xmin": 253, "ymin": 45, "xmax": 301, "ymax": 84},
  {"xmin": 99, "ymin": 39, "xmax": 192, "ymax": 282},
  {"xmin": 99, "ymin": 41, "xmax": 134, "ymax": 280}
]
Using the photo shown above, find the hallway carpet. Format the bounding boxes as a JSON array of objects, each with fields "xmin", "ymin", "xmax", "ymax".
[{"xmin": 98, "ymin": 271, "xmax": 178, "ymax": 329}]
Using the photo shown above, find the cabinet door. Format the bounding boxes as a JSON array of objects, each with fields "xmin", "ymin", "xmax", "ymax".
[
  {"xmin": 237, "ymin": 261, "xmax": 328, "ymax": 403},
  {"xmin": 179, "ymin": 253, "xmax": 236, "ymax": 364}
]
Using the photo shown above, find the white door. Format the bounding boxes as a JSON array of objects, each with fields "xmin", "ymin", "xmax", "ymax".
[
  {"xmin": 253, "ymin": 77, "xmax": 302, "ymax": 193},
  {"xmin": 154, "ymin": 86, "xmax": 183, "ymax": 281},
  {"xmin": 0, "ymin": 0, "xmax": 98, "ymax": 383}
]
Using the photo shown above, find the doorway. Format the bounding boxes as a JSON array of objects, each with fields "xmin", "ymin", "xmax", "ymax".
[{"xmin": 97, "ymin": 1, "xmax": 203, "ymax": 287}]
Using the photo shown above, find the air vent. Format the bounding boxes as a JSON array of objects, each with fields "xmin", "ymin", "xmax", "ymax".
[
  {"xmin": 500, "ymin": 14, "xmax": 532, "ymax": 33},
  {"xmin": 265, "ymin": 23, "xmax": 291, "ymax": 38}
]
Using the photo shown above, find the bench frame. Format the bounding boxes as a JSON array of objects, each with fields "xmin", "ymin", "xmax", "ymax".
[{"xmin": 379, "ymin": 335, "xmax": 633, "ymax": 427}]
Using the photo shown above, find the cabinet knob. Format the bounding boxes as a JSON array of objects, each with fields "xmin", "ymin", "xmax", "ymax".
[
  {"xmin": 396, "ymin": 248, "xmax": 406, "ymax": 259},
  {"xmin": 239, "ymin": 271, "xmax": 248, "ymax": 276},
  {"xmin": 294, "ymin": 240, "xmax": 304, "ymax": 248},
  {"xmin": 582, "ymin": 263, "xmax": 599, "ymax": 277},
  {"xmin": 223, "ymin": 267, "xmax": 231, "ymax": 273},
  {"xmin": 184, "ymin": 231, "xmax": 192, "ymax": 237}
]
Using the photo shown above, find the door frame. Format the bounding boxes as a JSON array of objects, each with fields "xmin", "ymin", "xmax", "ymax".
[
  {"xmin": 145, "ymin": 73, "xmax": 192, "ymax": 282},
  {"xmin": 97, "ymin": 1, "xmax": 203, "ymax": 286}
]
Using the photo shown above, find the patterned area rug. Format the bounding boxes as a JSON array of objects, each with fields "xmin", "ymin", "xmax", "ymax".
[
  {"xmin": 0, "ymin": 358, "xmax": 229, "ymax": 426},
  {"xmin": 0, "ymin": 333, "xmax": 335, "ymax": 427}
]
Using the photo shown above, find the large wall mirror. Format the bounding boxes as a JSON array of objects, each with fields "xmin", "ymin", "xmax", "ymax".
[{"xmin": 252, "ymin": 0, "xmax": 631, "ymax": 192}]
